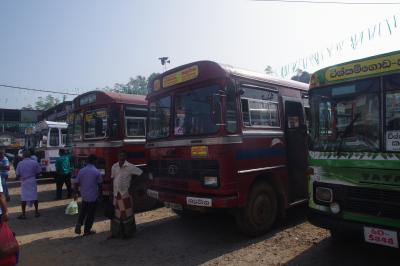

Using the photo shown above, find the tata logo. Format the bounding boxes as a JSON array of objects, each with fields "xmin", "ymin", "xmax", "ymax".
[
  {"xmin": 361, "ymin": 173, "xmax": 400, "ymax": 185},
  {"xmin": 168, "ymin": 165, "xmax": 178, "ymax": 176}
]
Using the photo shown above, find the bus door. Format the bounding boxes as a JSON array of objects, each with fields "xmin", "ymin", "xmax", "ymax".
[{"xmin": 283, "ymin": 98, "xmax": 308, "ymax": 202}]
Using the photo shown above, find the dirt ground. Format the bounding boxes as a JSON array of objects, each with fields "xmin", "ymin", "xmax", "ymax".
[{"xmin": 4, "ymin": 171, "xmax": 400, "ymax": 266}]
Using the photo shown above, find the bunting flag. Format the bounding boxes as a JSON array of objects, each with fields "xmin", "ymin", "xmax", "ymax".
[{"xmin": 280, "ymin": 12, "xmax": 400, "ymax": 78}]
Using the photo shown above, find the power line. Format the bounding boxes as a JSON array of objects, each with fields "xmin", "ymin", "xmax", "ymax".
[
  {"xmin": 253, "ymin": 0, "xmax": 400, "ymax": 5},
  {"xmin": 0, "ymin": 84, "xmax": 78, "ymax": 96}
]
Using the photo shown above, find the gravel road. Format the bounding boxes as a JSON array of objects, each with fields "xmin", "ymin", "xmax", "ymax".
[{"xmin": 4, "ymin": 175, "xmax": 399, "ymax": 266}]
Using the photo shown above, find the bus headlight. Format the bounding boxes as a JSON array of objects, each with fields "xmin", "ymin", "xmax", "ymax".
[
  {"xmin": 330, "ymin": 202, "xmax": 341, "ymax": 214},
  {"xmin": 203, "ymin": 176, "xmax": 218, "ymax": 187},
  {"xmin": 315, "ymin": 187, "xmax": 333, "ymax": 203}
]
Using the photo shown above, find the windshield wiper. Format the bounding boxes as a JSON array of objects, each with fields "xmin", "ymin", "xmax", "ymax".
[{"xmin": 336, "ymin": 113, "xmax": 360, "ymax": 156}]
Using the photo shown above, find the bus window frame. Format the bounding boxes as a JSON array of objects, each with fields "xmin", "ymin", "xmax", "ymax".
[
  {"xmin": 125, "ymin": 116, "xmax": 146, "ymax": 138},
  {"xmin": 84, "ymin": 108, "xmax": 108, "ymax": 140},
  {"xmin": 239, "ymin": 85, "xmax": 281, "ymax": 129}
]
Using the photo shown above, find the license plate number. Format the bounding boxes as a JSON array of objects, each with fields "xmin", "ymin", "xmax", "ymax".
[
  {"xmin": 364, "ymin": 226, "xmax": 399, "ymax": 248},
  {"xmin": 164, "ymin": 202, "xmax": 183, "ymax": 210},
  {"xmin": 146, "ymin": 189, "xmax": 159, "ymax": 200},
  {"xmin": 186, "ymin": 197, "xmax": 212, "ymax": 207}
]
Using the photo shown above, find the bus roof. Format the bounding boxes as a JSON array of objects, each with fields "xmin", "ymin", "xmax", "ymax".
[
  {"xmin": 35, "ymin": 120, "xmax": 68, "ymax": 131},
  {"xmin": 148, "ymin": 60, "xmax": 308, "ymax": 96},
  {"xmin": 310, "ymin": 50, "xmax": 400, "ymax": 89},
  {"xmin": 74, "ymin": 90, "xmax": 147, "ymax": 108}
]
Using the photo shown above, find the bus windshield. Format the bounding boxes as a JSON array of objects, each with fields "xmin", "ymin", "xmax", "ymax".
[
  {"xmin": 310, "ymin": 78, "xmax": 380, "ymax": 152},
  {"xmin": 148, "ymin": 96, "xmax": 171, "ymax": 139},
  {"xmin": 174, "ymin": 85, "xmax": 221, "ymax": 136}
]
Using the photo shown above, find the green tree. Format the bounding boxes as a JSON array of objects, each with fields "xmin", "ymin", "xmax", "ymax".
[
  {"xmin": 22, "ymin": 105, "xmax": 34, "ymax": 110},
  {"xmin": 291, "ymin": 69, "xmax": 311, "ymax": 84},
  {"xmin": 107, "ymin": 73, "xmax": 160, "ymax": 95},
  {"xmin": 34, "ymin": 94, "xmax": 60, "ymax": 110},
  {"xmin": 264, "ymin": 65, "xmax": 274, "ymax": 75}
]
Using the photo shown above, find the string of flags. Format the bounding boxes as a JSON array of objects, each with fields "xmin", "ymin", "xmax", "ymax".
[{"xmin": 279, "ymin": 11, "xmax": 399, "ymax": 78}]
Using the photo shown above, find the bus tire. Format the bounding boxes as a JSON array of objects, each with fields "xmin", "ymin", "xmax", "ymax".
[{"xmin": 235, "ymin": 182, "xmax": 277, "ymax": 237}]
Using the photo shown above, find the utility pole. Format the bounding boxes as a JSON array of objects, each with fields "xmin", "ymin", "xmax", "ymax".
[{"xmin": 158, "ymin": 57, "xmax": 170, "ymax": 72}]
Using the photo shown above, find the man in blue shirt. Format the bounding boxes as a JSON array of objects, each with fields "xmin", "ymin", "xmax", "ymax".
[
  {"xmin": 0, "ymin": 148, "xmax": 10, "ymax": 202},
  {"xmin": 73, "ymin": 154, "xmax": 102, "ymax": 236}
]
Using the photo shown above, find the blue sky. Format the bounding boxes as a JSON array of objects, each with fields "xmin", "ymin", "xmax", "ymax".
[{"xmin": 0, "ymin": 0, "xmax": 399, "ymax": 108}]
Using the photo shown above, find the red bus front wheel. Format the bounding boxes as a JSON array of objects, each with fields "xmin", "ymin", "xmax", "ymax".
[{"xmin": 235, "ymin": 182, "xmax": 277, "ymax": 237}]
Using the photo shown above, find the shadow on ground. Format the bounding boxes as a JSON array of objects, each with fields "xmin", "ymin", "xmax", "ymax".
[
  {"xmin": 286, "ymin": 236, "xmax": 400, "ymax": 266},
  {"xmin": 17, "ymin": 206, "xmax": 308, "ymax": 266}
]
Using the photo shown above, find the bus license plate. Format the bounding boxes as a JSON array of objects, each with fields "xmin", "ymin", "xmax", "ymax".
[
  {"xmin": 186, "ymin": 197, "xmax": 212, "ymax": 207},
  {"xmin": 164, "ymin": 202, "xmax": 183, "ymax": 210},
  {"xmin": 364, "ymin": 226, "xmax": 399, "ymax": 248},
  {"xmin": 146, "ymin": 189, "xmax": 159, "ymax": 200}
]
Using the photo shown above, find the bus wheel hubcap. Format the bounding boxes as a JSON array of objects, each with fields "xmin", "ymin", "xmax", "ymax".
[{"xmin": 252, "ymin": 194, "xmax": 270, "ymax": 225}]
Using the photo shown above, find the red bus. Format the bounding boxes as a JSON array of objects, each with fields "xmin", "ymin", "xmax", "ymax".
[
  {"xmin": 71, "ymin": 90, "xmax": 156, "ymax": 211},
  {"xmin": 146, "ymin": 61, "xmax": 309, "ymax": 235}
]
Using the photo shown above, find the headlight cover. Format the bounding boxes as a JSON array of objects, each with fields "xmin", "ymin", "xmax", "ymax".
[{"xmin": 315, "ymin": 187, "xmax": 333, "ymax": 203}]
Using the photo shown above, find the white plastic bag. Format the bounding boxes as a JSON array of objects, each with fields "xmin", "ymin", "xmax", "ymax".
[{"xmin": 65, "ymin": 200, "xmax": 79, "ymax": 215}]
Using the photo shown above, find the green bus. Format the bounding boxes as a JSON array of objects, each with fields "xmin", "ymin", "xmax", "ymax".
[{"xmin": 307, "ymin": 50, "xmax": 400, "ymax": 249}]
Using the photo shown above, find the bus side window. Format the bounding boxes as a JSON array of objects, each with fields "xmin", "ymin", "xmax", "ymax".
[
  {"xmin": 225, "ymin": 80, "xmax": 238, "ymax": 133},
  {"xmin": 384, "ymin": 74, "xmax": 400, "ymax": 151},
  {"xmin": 240, "ymin": 87, "xmax": 280, "ymax": 128},
  {"xmin": 241, "ymin": 99, "xmax": 250, "ymax": 126}
]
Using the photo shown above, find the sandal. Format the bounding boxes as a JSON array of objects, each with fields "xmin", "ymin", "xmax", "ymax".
[
  {"xmin": 83, "ymin": 230, "xmax": 96, "ymax": 236},
  {"xmin": 35, "ymin": 212, "xmax": 41, "ymax": 218},
  {"xmin": 17, "ymin": 215, "xmax": 27, "ymax": 220}
]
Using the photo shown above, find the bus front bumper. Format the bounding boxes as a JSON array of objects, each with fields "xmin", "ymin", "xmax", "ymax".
[
  {"xmin": 308, "ymin": 208, "xmax": 362, "ymax": 231},
  {"xmin": 308, "ymin": 209, "xmax": 400, "ymax": 246},
  {"xmin": 146, "ymin": 188, "xmax": 239, "ymax": 209}
]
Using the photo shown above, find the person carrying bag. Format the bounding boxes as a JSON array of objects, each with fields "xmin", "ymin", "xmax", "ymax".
[
  {"xmin": 0, "ymin": 222, "xmax": 19, "ymax": 266},
  {"xmin": 0, "ymin": 175, "xmax": 19, "ymax": 266}
]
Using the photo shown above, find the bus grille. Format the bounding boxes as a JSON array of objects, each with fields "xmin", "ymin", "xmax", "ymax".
[
  {"xmin": 314, "ymin": 182, "xmax": 400, "ymax": 220},
  {"xmin": 148, "ymin": 160, "xmax": 219, "ymax": 180},
  {"xmin": 342, "ymin": 187, "xmax": 400, "ymax": 220}
]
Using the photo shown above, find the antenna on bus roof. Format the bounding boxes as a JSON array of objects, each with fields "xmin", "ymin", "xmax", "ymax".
[{"xmin": 158, "ymin": 57, "xmax": 170, "ymax": 72}]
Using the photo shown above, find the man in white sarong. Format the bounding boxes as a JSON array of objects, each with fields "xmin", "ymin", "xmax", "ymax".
[{"xmin": 110, "ymin": 150, "xmax": 142, "ymax": 239}]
